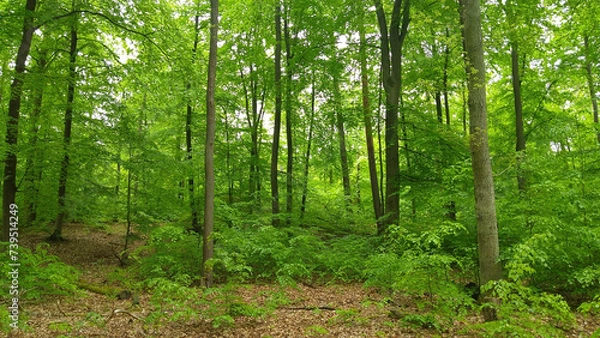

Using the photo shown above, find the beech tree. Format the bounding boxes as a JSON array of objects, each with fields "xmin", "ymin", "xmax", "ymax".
[
  {"xmin": 460, "ymin": 0, "xmax": 503, "ymax": 322},
  {"xmin": 373, "ymin": 0, "xmax": 410, "ymax": 233},
  {"xmin": 2, "ymin": 0, "xmax": 37, "ymax": 242},
  {"xmin": 203, "ymin": 0, "xmax": 219, "ymax": 288}
]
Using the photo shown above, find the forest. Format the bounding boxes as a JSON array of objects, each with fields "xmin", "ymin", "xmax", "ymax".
[{"xmin": 1, "ymin": 0, "xmax": 600, "ymax": 336}]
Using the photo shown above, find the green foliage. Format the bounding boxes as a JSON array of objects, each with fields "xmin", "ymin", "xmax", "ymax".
[
  {"xmin": 578, "ymin": 295, "xmax": 600, "ymax": 315},
  {"xmin": 143, "ymin": 277, "xmax": 201, "ymax": 324},
  {"xmin": 401, "ymin": 313, "xmax": 441, "ymax": 331},
  {"xmin": 134, "ymin": 224, "xmax": 201, "ymax": 283},
  {"xmin": 478, "ymin": 279, "xmax": 575, "ymax": 335},
  {"xmin": 212, "ymin": 225, "xmax": 376, "ymax": 284},
  {"xmin": 364, "ymin": 223, "xmax": 468, "ymax": 296},
  {"xmin": 364, "ymin": 223, "xmax": 476, "ymax": 329},
  {"xmin": 305, "ymin": 324, "xmax": 329, "ymax": 336},
  {"xmin": 0, "ymin": 243, "xmax": 80, "ymax": 302}
]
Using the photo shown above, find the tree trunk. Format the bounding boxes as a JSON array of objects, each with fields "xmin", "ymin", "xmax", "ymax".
[
  {"xmin": 460, "ymin": 0, "xmax": 503, "ymax": 322},
  {"xmin": 443, "ymin": 27, "xmax": 451, "ymax": 126},
  {"xmin": 584, "ymin": 36, "xmax": 600, "ymax": 144},
  {"xmin": 2, "ymin": 0, "xmax": 36, "ymax": 242},
  {"xmin": 511, "ymin": 41, "xmax": 527, "ymax": 192},
  {"xmin": 271, "ymin": 1, "xmax": 283, "ymax": 227},
  {"xmin": 241, "ymin": 63, "xmax": 264, "ymax": 208},
  {"xmin": 435, "ymin": 91, "xmax": 443, "ymax": 123},
  {"xmin": 51, "ymin": 13, "xmax": 79, "ymax": 241},
  {"xmin": 203, "ymin": 0, "xmax": 218, "ymax": 288},
  {"xmin": 373, "ymin": 0, "xmax": 410, "ymax": 233},
  {"xmin": 300, "ymin": 81, "xmax": 316, "ymax": 219},
  {"xmin": 377, "ymin": 69, "xmax": 385, "ymax": 217},
  {"xmin": 225, "ymin": 111, "xmax": 233, "ymax": 204},
  {"xmin": 187, "ymin": 4, "xmax": 202, "ymax": 232},
  {"xmin": 334, "ymin": 72, "xmax": 352, "ymax": 209},
  {"xmin": 284, "ymin": 5, "xmax": 294, "ymax": 224},
  {"xmin": 24, "ymin": 50, "xmax": 47, "ymax": 227},
  {"xmin": 360, "ymin": 27, "xmax": 383, "ymax": 227}
]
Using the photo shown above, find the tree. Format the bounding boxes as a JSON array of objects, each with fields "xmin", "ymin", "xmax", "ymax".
[
  {"xmin": 359, "ymin": 19, "xmax": 383, "ymax": 227},
  {"xmin": 373, "ymin": 0, "xmax": 410, "ymax": 233},
  {"xmin": 271, "ymin": 0, "xmax": 283, "ymax": 226},
  {"xmin": 460, "ymin": 0, "xmax": 503, "ymax": 322},
  {"xmin": 3, "ymin": 0, "xmax": 37, "ymax": 242},
  {"xmin": 203, "ymin": 0, "xmax": 219, "ymax": 288},
  {"xmin": 51, "ymin": 7, "xmax": 79, "ymax": 241},
  {"xmin": 186, "ymin": 0, "xmax": 203, "ymax": 233},
  {"xmin": 584, "ymin": 36, "xmax": 599, "ymax": 144}
]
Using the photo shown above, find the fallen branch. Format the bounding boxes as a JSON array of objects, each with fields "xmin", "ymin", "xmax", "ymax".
[
  {"xmin": 281, "ymin": 306, "xmax": 336, "ymax": 311},
  {"xmin": 105, "ymin": 309, "xmax": 143, "ymax": 324}
]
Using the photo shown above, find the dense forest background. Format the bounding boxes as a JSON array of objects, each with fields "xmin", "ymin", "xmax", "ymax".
[{"xmin": 1, "ymin": 0, "xmax": 600, "ymax": 336}]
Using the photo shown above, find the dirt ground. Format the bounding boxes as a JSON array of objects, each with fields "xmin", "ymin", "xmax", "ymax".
[{"xmin": 7, "ymin": 223, "xmax": 600, "ymax": 337}]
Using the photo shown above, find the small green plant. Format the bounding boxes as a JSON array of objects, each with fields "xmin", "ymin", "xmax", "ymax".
[
  {"xmin": 401, "ymin": 313, "xmax": 441, "ymax": 331},
  {"xmin": 0, "ymin": 243, "xmax": 80, "ymax": 303},
  {"xmin": 211, "ymin": 314, "xmax": 235, "ymax": 328},
  {"xmin": 578, "ymin": 295, "xmax": 600, "ymax": 315},
  {"xmin": 305, "ymin": 324, "xmax": 329, "ymax": 336},
  {"xmin": 48, "ymin": 322, "xmax": 72, "ymax": 333},
  {"xmin": 77, "ymin": 312, "xmax": 106, "ymax": 328},
  {"xmin": 135, "ymin": 225, "xmax": 202, "ymax": 283},
  {"xmin": 143, "ymin": 277, "xmax": 201, "ymax": 325}
]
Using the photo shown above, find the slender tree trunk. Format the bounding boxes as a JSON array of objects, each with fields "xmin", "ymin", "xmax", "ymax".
[
  {"xmin": 186, "ymin": 97, "xmax": 200, "ymax": 230},
  {"xmin": 360, "ymin": 27, "xmax": 383, "ymax": 226},
  {"xmin": 271, "ymin": 1, "xmax": 283, "ymax": 226},
  {"xmin": 300, "ymin": 81, "xmax": 316, "ymax": 219},
  {"xmin": 203, "ymin": 0, "xmax": 218, "ymax": 288},
  {"xmin": 125, "ymin": 149, "xmax": 133, "ymax": 252},
  {"xmin": 187, "ymin": 4, "xmax": 201, "ymax": 232},
  {"xmin": 51, "ymin": 13, "xmax": 79, "ymax": 241},
  {"xmin": 584, "ymin": 36, "xmax": 600, "ymax": 144},
  {"xmin": 434, "ymin": 31, "xmax": 457, "ymax": 220},
  {"xmin": 377, "ymin": 68, "xmax": 385, "ymax": 216},
  {"xmin": 284, "ymin": 5, "xmax": 294, "ymax": 223},
  {"xmin": 462, "ymin": 82, "xmax": 468, "ymax": 134},
  {"xmin": 241, "ymin": 64, "xmax": 262, "ymax": 207},
  {"xmin": 334, "ymin": 72, "xmax": 352, "ymax": 209},
  {"xmin": 2, "ymin": 0, "xmax": 36, "ymax": 242},
  {"xmin": 373, "ymin": 0, "xmax": 410, "ymax": 233},
  {"xmin": 443, "ymin": 28, "xmax": 451, "ymax": 126},
  {"xmin": 511, "ymin": 41, "xmax": 527, "ymax": 192},
  {"xmin": 250, "ymin": 75, "xmax": 260, "ymax": 204},
  {"xmin": 24, "ymin": 50, "xmax": 47, "ymax": 226},
  {"xmin": 435, "ymin": 91, "xmax": 443, "ymax": 123},
  {"xmin": 225, "ymin": 111, "xmax": 233, "ymax": 204},
  {"xmin": 460, "ymin": 0, "xmax": 503, "ymax": 322}
]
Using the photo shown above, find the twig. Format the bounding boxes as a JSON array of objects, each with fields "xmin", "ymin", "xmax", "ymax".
[
  {"xmin": 105, "ymin": 308, "xmax": 143, "ymax": 324},
  {"xmin": 56, "ymin": 299, "xmax": 67, "ymax": 317},
  {"xmin": 282, "ymin": 306, "xmax": 337, "ymax": 311}
]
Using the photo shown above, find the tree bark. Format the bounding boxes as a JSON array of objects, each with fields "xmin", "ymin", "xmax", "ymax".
[
  {"xmin": 2, "ymin": 0, "xmax": 36, "ymax": 242},
  {"xmin": 511, "ymin": 41, "xmax": 527, "ymax": 192},
  {"xmin": 271, "ymin": 1, "xmax": 283, "ymax": 226},
  {"xmin": 443, "ymin": 27, "xmax": 451, "ymax": 126},
  {"xmin": 24, "ymin": 50, "xmax": 47, "ymax": 227},
  {"xmin": 333, "ymin": 70, "xmax": 352, "ymax": 209},
  {"xmin": 51, "ymin": 12, "xmax": 79, "ymax": 241},
  {"xmin": 240, "ymin": 65, "xmax": 263, "ymax": 206},
  {"xmin": 300, "ymin": 80, "xmax": 316, "ymax": 219},
  {"xmin": 360, "ymin": 26, "xmax": 383, "ymax": 226},
  {"xmin": 187, "ymin": 2, "xmax": 202, "ymax": 232},
  {"xmin": 584, "ymin": 36, "xmax": 600, "ymax": 144},
  {"xmin": 203, "ymin": 0, "xmax": 218, "ymax": 288},
  {"xmin": 284, "ymin": 3, "xmax": 294, "ymax": 224},
  {"xmin": 373, "ymin": 0, "xmax": 410, "ymax": 233},
  {"xmin": 460, "ymin": 0, "xmax": 503, "ymax": 322}
]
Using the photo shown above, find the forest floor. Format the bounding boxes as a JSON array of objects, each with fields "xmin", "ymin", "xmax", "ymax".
[{"xmin": 8, "ymin": 223, "xmax": 600, "ymax": 337}]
